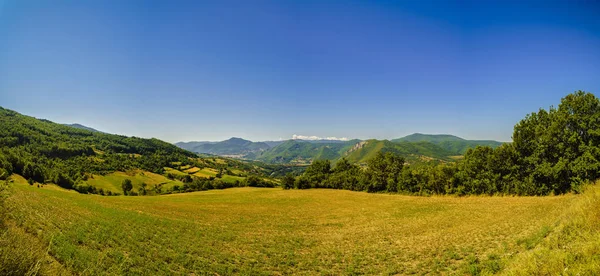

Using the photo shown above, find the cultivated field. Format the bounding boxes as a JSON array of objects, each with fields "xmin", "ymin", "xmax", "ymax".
[
  {"xmin": 84, "ymin": 171, "xmax": 184, "ymax": 194},
  {"xmin": 3, "ymin": 179, "xmax": 578, "ymax": 275}
]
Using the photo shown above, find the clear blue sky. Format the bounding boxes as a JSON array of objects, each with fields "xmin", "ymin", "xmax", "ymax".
[{"xmin": 1, "ymin": 0, "xmax": 599, "ymax": 143}]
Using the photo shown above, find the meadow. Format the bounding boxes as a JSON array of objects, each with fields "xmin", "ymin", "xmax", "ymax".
[
  {"xmin": 4, "ymin": 176, "xmax": 595, "ymax": 275},
  {"xmin": 84, "ymin": 171, "xmax": 184, "ymax": 194}
]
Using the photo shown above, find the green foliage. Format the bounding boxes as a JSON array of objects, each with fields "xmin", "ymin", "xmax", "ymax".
[
  {"xmin": 282, "ymin": 173, "xmax": 295, "ymax": 189},
  {"xmin": 243, "ymin": 175, "xmax": 274, "ymax": 188},
  {"xmin": 302, "ymin": 159, "xmax": 331, "ymax": 188},
  {"xmin": 177, "ymin": 137, "xmax": 271, "ymax": 155},
  {"xmin": 292, "ymin": 91, "xmax": 600, "ymax": 196},
  {"xmin": 256, "ymin": 140, "xmax": 356, "ymax": 164},
  {"xmin": 392, "ymin": 133, "xmax": 503, "ymax": 154},
  {"xmin": 121, "ymin": 179, "xmax": 133, "ymax": 195},
  {"xmin": 344, "ymin": 139, "xmax": 454, "ymax": 165},
  {"xmin": 0, "ymin": 106, "xmax": 285, "ymax": 196},
  {"xmin": 364, "ymin": 152, "xmax": 405, "ymax": 192},
  {"xmin": 0, "ymin": 106, "xmax": 196, "ymax": 193}
]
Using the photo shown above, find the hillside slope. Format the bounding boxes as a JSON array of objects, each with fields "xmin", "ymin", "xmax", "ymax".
[
  {"xmin": 392, "ymin": 133, "xmax": 503, "ymax": 154},
  {"xmin": 255, "ymin": 140, "xmax": 357, "ymax": 164},
  {"xmin": 344, "ymin": 139, "xmax": 455, "ymax": 164},
  {"xmin": 0, "ymin": 107, "xmax": 282, "ymax": 194},
  {"xmin": 177, "ymin": 138, "xmax": 270, "ymax": 156},
  {"xmin": 64, "ymin": 123, "xmax": 102, "ymax": 133}
]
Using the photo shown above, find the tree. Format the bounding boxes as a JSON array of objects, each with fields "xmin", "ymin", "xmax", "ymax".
[
  {"xmin": 294, "ymin": 176, "xmax": 310, "ymax": 189},
  {"xmin": 138, "ymin": 182, "xmax": 147, "ymax": 195},
  {"xmin": 510, "ymin": 91, "xmax": 600, "ymax": 195},
  {"xmin": 121, "ymin": 179, "xmax": 133, "ymax": 195},
  {"xmin": 303, "ymin": 160, "xmax": 332, "ymax": 188},
  {"xmin": 153, "ymin": 183, "xmax": 163, "ymax": 194},
  {"xmin": 333, "ymin": 158, "xmax": 353, "ymax": 173},
  {"xmin": 282, "ymin": 173, "xmax": 295, "ymax": 189},
  {"xmin": 366, "ymin": 151, "xmax": 404, "ymax": 192}
]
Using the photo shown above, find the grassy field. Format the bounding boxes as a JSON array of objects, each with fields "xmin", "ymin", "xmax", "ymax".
[
  {"xmin": 163, "ymin": 167, "xmax": 188, "ymax": 176},
  {"xmin": 85, "ymin": 171, "xmax": 184, "ymax": 194},
  {"xmin": 3, "ymin": 176, "xmax": 592, "ymax": 275},
  {"xmin": 192, "ymin": 167, "xmax": 219, "ymax": 178}
]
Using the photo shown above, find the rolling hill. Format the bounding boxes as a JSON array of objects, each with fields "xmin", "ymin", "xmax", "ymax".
[
  {"xmin": 63, "ymin": 123, "xmax": 102, "ymax": 133},
  {"xmin": 392, "ymin": 133, "xmax": 503, "ymax": 154},
  {"xmin": 176, "ymin": 135, "xmax": 472, "ymax": 165},
  {"xmin": 254, "ymin": 139, "xmax": 456, "ymax": 165},
  {"xmin": 343, "ymin": 139, "xmax": 456, "ymax": 164},
  {"xmin": 176, "ymin": 138, "xmax": 270, "ymax": 156},
  {"xmin": 255, "ymin": 139, "xmax": 358, "ymax": 164},
  {"xmin": 0, "ymin": 107, "xmax": 281, "ymax": 195}
]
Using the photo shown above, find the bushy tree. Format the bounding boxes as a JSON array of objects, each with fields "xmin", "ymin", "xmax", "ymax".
[
  {"xmin": 365, "ymin": 151, "xmax": 404, "ymax": 192},
  {"xmin": 303, "ymin": 160, "xmax": 331, "ymax": 188},
  {"xmin": 121, "ymin": 179, "xmax": 133, "ymax": 195},
  {"xmin": 138, "ymin": 182, "xmax": 147, "ymax": 195},
  {"xmin": 282, "ymin": 173, "xmax": 295, "ymax": 189}
]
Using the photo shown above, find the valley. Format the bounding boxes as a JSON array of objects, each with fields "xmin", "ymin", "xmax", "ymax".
[
  {"xmin": 176, "ymin": 134, "xmax": 503, "ymax": 166},
  {"xmin": 2, "ymin": 0, "xmax": 599, "ymax": 274},
  {"xmin": 2, "ymin": 92, "xmax": 600, "ymax": 275}
]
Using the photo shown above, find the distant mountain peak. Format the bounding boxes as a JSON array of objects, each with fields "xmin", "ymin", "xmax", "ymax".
[
  {"xmin": 64, "ymin": 123, "xmax": 101, "ymax": 133},
  {"xmin": 401, "ymin": 133, "xmax": 465, "ymax": 141},
  {"xmin": 226, "ymin": 137, "xmax": 250, "ymax": 142}
]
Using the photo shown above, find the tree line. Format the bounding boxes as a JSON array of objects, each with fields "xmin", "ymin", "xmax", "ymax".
[{"xmin": 286, "ymin": 91, "xmax": 600, "ymax": 195}]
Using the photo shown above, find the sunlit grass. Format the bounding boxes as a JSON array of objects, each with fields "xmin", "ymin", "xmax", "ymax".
[
  {"xmin": 5, "ymin": 180, "xmax": 574, "ymax": 275},
  {"xmin": 85, "ymin": 171, "xmax": 183, "ymax": 193},
  {"xmin": 192, "ymin": 168, "xmax": 219, "ymax": 178}
]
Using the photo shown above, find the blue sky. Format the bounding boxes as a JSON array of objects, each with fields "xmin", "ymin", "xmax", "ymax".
[{"xmin": 1, "ymin": 0, "xmax": 599, "ymax": 143}]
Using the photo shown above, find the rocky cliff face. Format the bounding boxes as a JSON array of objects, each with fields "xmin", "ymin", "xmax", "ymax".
[{"xmin": 346, "ymin": 141, "xmax": 368, "ymax": 154}]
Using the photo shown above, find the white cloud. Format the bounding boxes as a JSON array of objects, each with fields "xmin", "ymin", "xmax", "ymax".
[{"xmin": 292, "ymin": 134, "xmax": 349, "ymax": 141}]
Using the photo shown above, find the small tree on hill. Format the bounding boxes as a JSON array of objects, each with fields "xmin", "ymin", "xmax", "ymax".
[
  {"xmin": 138, "ymin": 182, "xmax": 147, "ymax": 195},
  {"xmin": 121, "ymin": 179, "xmax": 133, "ymax": 195}
]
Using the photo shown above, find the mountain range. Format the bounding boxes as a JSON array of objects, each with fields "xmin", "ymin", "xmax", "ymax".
[
  {"xmin": 59, "ymin": 122, "xmax": 504, "ymax": 165},
  {"xmin": 392, "ymin": 133, "xmax": 503, "ymax": 154},
  {"xmin": 176, "ymin": 134, "xmax": 504, "ymax": 165}
]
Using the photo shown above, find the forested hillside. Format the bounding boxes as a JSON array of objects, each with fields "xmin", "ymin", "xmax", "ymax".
[
  {"xmin": 176, "ymin": 137, "xmax": 270, "ymax": 156},
  {"xmin": 392, "ymin": 133, "xmax": 503, "ymax": 154},
  {"xmin": 63, "ymin": 123, "xmax": 102, "ymax": 133},
  {"xmin": 343, "ymin": 139, "xmax": 455, "ymax": 164},
  {"xmin": 255, "ymin": 139, "xmax": 358, "ymax": 164},
  {"xmin": 178, "ymin": 137, "xmax": 462, "ymax": 165},
  {"xmin": 289, "ymin": 91, "xmax": 600, "ymax": 196},
  {"xmin": 0, "ymin": 107, "xmax": 193, "ymax": 189},
  {"xmin": 0, "ymin": 107, "xmax": 280, "ymax": 194}
]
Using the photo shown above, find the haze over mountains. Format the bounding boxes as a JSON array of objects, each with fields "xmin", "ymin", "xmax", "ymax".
[{"xmin": 176, "ymin": 134, "xmax": 503, "ymax": 165}]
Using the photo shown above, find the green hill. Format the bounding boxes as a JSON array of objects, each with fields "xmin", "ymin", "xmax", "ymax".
[
  {"xmin": 0, "ymin": 107, "xmax": 281, "ymax": 194},
  {"xmin": 392, "ymin": 133, "xmax": 503, "ymax": 154},
  {"xmin": 255, "ymin": 138, "xmax": 456, "ymax": 165},
  {"xmin": 63, "ymin": 123, "xmax": 102, "ymax": 133},
  {"xmin": 343, "ymin": 139, "xmax": 455, "ymax": 164},
  {"xmin": 177, "ymin": 135, "xmax": 499, "ymax": 165},
  {"xmin": 256, "ymin": 140, "xmax": 357, "ymax": 164},
  {"xmin": 176, "ymin": 137, "xmax": 270, "ymax": 156}
]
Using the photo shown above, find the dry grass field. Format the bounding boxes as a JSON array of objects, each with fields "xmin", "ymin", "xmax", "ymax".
[{"xmin": 2, "ymin": 176, "xmax": 580, "ymax": 275}]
